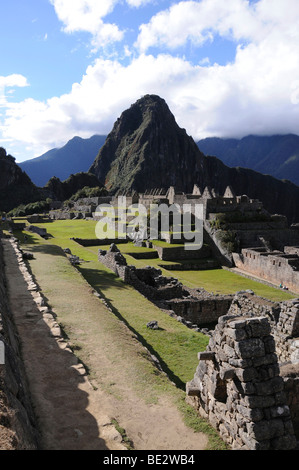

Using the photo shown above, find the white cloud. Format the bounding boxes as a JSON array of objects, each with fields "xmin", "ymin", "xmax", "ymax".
[
  {"xmin": 135, "ymin": 0, "xmax": 299, "ymax": 52},
  {"xmin": 0, "ymin": 75, "xmax": 29, "ymax": 108},
  {"xmin": 135, "ymin": 0, "xmax": 258, "ymax": 52},
  {"xmin": 0, "ymin": 74, "xmax": 29, "ymax": 89},
  {"xmin": 50, "ymin": 0, "xmax": 124, "ymax": 48},
  {"xmin": 126, "ymin": 0, "xmax": 153, "ymax": 7},
  {"xmin": 49, "ymin": 0, "xmax": 157, "ymax": 50},
  {"xmin": 2, "ymin": 0, "xmax": 299, "ymax": 159}
]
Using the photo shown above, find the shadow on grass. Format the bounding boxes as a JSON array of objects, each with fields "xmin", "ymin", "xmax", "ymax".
[
  {"xmin": 13, "ymin": 230, "xmax": 38, "ymax": 245},
  {"xmin": 78, "ymin": 265, "xmax": 186, "ymax": 391},
  {"xmin": 27, "ymin": 243, "xmax": 66, "ymax": 257},
  {"xmin": 106, "ymin": 297, "xmax": 186, "ymax": 390},
  {"xmin": 77, "ymin": 265, "xmax": 128, "ymax": 293}
]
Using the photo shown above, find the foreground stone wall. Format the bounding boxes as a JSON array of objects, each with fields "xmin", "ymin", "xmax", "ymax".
[
  {"xmin": 280, "ymin": 365, "xmax": 299, "ymax": 435},
  {"xmin": 0, "ymin": 235, "xmax": 38, "ymax": 449},
  {"xmin": 274, "ymin": 300, "xmax": 299, "ymax": 364},
  {"xmin": 228, "ymin": 293, "xmax": 299, "ymax": 365},
  {"xmin": 187, "ymin": 315, "xmax": 297, "ymax": 450},
  {"xmin": 228, "ymin": 291, "xmax": 281, "ymax": 326}
]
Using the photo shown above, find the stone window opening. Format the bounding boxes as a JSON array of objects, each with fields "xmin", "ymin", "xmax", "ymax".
[{"xmin": 214, "ymin": 376, "xmax": 228, "ymax": 403}]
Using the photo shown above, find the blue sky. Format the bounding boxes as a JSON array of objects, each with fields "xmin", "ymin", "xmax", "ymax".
[{"xmin": 1, "ymin": 0, "xmax": 299, "ymax": 162}]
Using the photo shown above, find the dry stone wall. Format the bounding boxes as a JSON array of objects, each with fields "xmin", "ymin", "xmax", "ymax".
[
  {"xmin": 98, "ymin": 245, "xmax": 230, "ymax": 322},
  {"xmin": 153, "ymin": 243, "xmax": 211, "ymax": 261},
  {"xmin": 233, "ymin": 248, "xmax": 299, "ymax": 294},
  {"xmin": 98, "ymin": 245, "xmax": 186, "ymax": 301},
  {"xmin": 274, "ymin": 300, "xmax": 299, "ymax": 364},
  {"xmin": 98, "ymin": 243, "xmax": 299, "ymax": 449},
  {"xmin": 0, "ymin": 235, "xmax": 39, "ymax": 449},
  {"xmin": 228, "ymin": 292, "xmax": 299, "ymax": 365},
  {"xmin": 163, "ymin": 295, "xmax": 233, "ymax": 328},
  {"xmin": 228, "ymin": 291, "xmax": 281, "ymax": 325},
  {"xmin": 186, "ymin": 315, "xmax": 297, "ymax": 450},
  {"xmin": 187, "ymin": 292, "xmax": 299, "ymax": 450}
]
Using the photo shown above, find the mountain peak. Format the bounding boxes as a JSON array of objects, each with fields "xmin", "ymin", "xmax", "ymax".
[{"xmin": 89, "ymin": 95, "xmax": 205, "ymax": 194}]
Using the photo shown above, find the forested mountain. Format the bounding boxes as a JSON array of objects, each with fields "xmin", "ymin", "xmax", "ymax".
[{"xmin": 197, "ymin": 134, "xmax": 299, "ymax": 186}]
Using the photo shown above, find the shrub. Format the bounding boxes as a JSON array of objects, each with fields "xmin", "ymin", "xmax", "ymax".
[{"xmin": 8, "ymin": 200, "xmax": 50, "ymax": 217}]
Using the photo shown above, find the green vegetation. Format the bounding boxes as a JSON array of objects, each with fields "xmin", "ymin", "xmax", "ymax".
[
  {"xmin": 8, "ymin": 199, "xmax": 52, "ymax": 217},
  {"xmin": 10, "ymin": 219, "xmax": 228, "ymax": 448},
  {"xmin": 215, "ymin": 229, "xmax": 238, "ymax": 253},
  {"xmin": 7, "ymin": 218, "xmax": 296, "ymax": 450},
  {"xmin": 210, "ymin": 211, "xmax": 270, "ymax": 230},
  {"xmin": 111, "ymin": 419, "xmax": 134, "ymax": 450},
  {"xmin": 167, "ymin": 268, "xmax": 295, "ymax": 302},
  {"xmin": 66, "ymin": 185, "xmax": 108, "ymax": 202}
]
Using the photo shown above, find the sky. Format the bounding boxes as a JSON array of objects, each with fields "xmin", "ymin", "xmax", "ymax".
[{"xmin": 1, "ymin": 0, "xmax": 299, "ymax": 162}]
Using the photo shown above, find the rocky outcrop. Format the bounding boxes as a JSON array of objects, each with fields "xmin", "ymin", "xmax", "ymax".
[
  {"xmin": 0, "ymin": 148, "xmax": 42, "ymax": 213},
  {"xmin": 44, "ymin": 172, "xmax": 102, "ymax": 201}
]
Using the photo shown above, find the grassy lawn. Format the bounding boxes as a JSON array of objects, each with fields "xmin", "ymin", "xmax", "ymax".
[
  {"xmin": 11, "ymin": 220, "xmax": 228, "ymax": 448},
  {"xmin": 15, "ymin": 222, "xmax": 210, "ymax": 387},
  {"xmin": 165, "ymin": 269, "xmax": 296, "ymax": 302},
  {"xmin": 14, "ymin": 218, "xmax": 296, "ymax": 303}
]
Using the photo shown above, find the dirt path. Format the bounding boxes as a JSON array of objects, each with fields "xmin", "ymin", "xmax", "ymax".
[{"xmin": 3, "ymin": 239, "xmax": 208, "ymax": 451}]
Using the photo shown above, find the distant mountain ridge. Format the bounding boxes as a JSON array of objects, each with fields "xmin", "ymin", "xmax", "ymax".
[
  {"xmin": 20, "ymin": 131, "xmax": 299, "ymax": 190},
  {"xmin": 197, "ymin": 134, "xmax": 299, "ymax": 186},
  {"xmin": 19, "ymin": 135, "xmax": 106, "ymax": 187}
]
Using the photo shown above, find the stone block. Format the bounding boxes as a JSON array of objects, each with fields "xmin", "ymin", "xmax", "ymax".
[
  {"xmin": 235, "ymin": 338, "xmax": 265, "ymax": 359},
  {"xmin": 223, "ymin": 343, "xmax": 237, "ymax": 358},
  {"xmin": 252, "ymin": 353, "xmax": 278, "ymax": 367},
  {"xmin": 254, "ymin": 376, "xmax": 284, "ymax": 396},
  {"xmin": 244, "ymin": 394, "xmax": 276, "ymax": 408},
  {"xmin": 270, "ymin": 405, "xmax": 291, "ymax": 419},
  {"xmin": 237, "ymin": 404, "xmax": 264, "ymax": 422},
  {"xmin": 219, "ymin": 368, "xmax": 236, "ymax": 380},
  {"xmin": 235, "ymin": 367, "xmax": 257, "ymax": 382},
  {"xmin": 198, "ymin": 351, "xmax": 215, "ymax": 361},
  {"xmin": 225, "ymin": 326, "xmax": 247, "ymax": 341},
  {"xmin": 245, "ymin": 317, "xmax": 271, "ymax": 338},
  {"xmin": 239, "ymin": 429, "xmax": 270, "ymax": 450}
]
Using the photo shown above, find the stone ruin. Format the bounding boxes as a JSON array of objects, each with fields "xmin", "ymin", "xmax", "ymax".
[
  {"xmin": 186, "ymin": 315, "xmax": 297, "ymax": 450},
  {"xmin": 98, "ymin": 244, "xmax": 234, "ymax": 328},
  {"xmin": 98, "ymin": 244, "xmax": 187, "ymax": 301},
  {"xmin": 97, "ymin": 244, "xmax": 299, "ymax": 449},
  {"xmin": 233, "ymin": 247, "xmax": 299, "ymax": 294},
  {"xmin": 186, "ymin": 294, "xmax": 299, "ymax": 450},
  {"xmin": 25, "ymin": 225, "xmax": 48, "ymax": 239}
]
